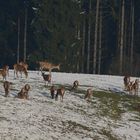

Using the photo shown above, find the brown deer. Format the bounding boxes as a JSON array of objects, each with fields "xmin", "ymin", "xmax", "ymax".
[
  {"xmin": 0, "ymin": 68, "xmax": 7, "ymax": 80},
  {"xmin": 55, "ymin": 87, "xmax": 65, "ymax": 102},
  {"xmin": 71, "ymin": 80, "xmax": 79, "ymax": 91},
  {"xmin": 3, "ymin": 81, "xmax": 10, "ymax": 97},
  {"xmin": 128, "ymin": 79, "xmax": 139, "ymax": 96},
  {"xmin": 17, "ymin": 84, "xmax": 30, "ymax": 99},
  {"xmin": 19, "ymin": 61, "xmax": 28, "ymax": 71},
  {"xmin": 50, "ymin": 85, "xmax": 56, "ymax": 99},
  {"xmin": 2, "ymin": 65, "xmax": 9, "ymax": 77},
  {"xmin": 123, "ymin": 76, "xmax": 130, "ymax": 90},
  {"xmin": 85, "ymin": 88, "xmax": 92, "ymax": 100},
  {"xmin": 42, "ymin": 72, "xmax": 51, "ymax": 85},
  {"xmin": 38, "ymin": 61, "xmax": 60, "ymax": 74},
  {"xmin": 13, "ymin": 63, "xmax": 28, "ymax": 78}
]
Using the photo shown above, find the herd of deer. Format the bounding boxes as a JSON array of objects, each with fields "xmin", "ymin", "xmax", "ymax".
[
  {"xmin": 0, "ymin": 61, "xmax": 139, "ymax": 101},
  {"xmin": 0, "ymin": 61, "xmax": 93, "ymax": 101}
]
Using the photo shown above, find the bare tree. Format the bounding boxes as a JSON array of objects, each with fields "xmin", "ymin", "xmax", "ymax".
[
  {"xmin": 17, "ymin": 16, "xmax": 20, "ymax": 63},
  {"xmin": 130, "ymin": 0, "xmax": 134, "ymax": 75},
  {"xmin": 93, "ymin": 0, "xmax": 100, "ymax": 74},
  {"xmin": 81, "ymin": 11, "xmax": 86, "ymax": 73},
  {"xmin": 119, "ymin": 0, "xmax": 125, "ymax": 75},
  {"xmin": 24, "ymin": 7, "xmax": 28, "ymax": 63},
  {"xmin": 87, "ymin": 0, "xmax": 91, "ymax": 73},
  {"xmin": 98, "ymin": 2, "xmax": 102, "ymax": 74}
]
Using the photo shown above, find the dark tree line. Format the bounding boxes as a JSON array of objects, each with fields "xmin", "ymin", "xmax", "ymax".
[{"xmin": 0, "ymin": 0, "xmax": 140, "ymax": 76}]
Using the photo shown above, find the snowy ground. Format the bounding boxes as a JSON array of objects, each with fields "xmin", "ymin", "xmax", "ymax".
[{"xmin": 0, "ymin": 70, "xmax": 140, "ymax": 140}]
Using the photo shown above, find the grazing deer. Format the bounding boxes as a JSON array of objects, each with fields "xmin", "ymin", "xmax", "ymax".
[
  {"xmin": 71, "ymin": 80, "xmax": 79, "ymax": 90},
  {"xmin": 128, "ymin": 79, "xmax": 139, "ymax": 96},
  {"xmin": 85, "ymin": 88, "xmax": 92, "ymax": 100},
  {"xmin": 13, "ymin": 63, "xmax": 28, "ymax": 78},
  {"xmin": 3, "ymin": 81, "xmax": 10, "ymax": 97},
  {"xmin": 50, "ymin": 85, "xmax": 56, "ymax": 99},
  {"xmin": 42, "ymin": 72, "xmax": 51, "ymax": 85},
  {"xmin": 0, "ymin": 68, "xmax": 7, "ymax": 80},
  {"xmin": 55, "ymin": 87, "xmax": 65, "ymax": 102},
  {"xmin": 17, "ymin": 84, "xmax": 30, "ymax": 99},
  {"xmin": 123, "ymin": 76, "xmax": 130, "ymax": 90},
  {"xmin": 38, "ymin": 61, "xmax": 60, "ymax": 74}
]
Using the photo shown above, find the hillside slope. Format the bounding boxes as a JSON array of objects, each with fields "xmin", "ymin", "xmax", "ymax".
[{"xmin": 0, "ymin": 70, "xmax": 140, "ymax": 140}]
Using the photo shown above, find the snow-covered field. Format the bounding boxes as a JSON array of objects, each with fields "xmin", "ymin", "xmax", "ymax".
[{"xmin": 0, "ymin": 70, "xmax": 140, "ymax": 140}]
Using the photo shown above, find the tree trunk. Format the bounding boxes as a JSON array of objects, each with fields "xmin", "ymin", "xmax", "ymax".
[
  {"xmin": 119, "ymin": 0, "xmax": 125, "ymax": 75},
  {"xmin": 98, "ymin": 3, "xmax": 102, "ymax": 74},
  {"xmin": 24, "ymin": 7, "xmax": 27, "ymax": 63},
  {"xmin": 17, "ymin": 16, "xmax": 20, "ymax": 64},
  {"xmin": 93, "ymin": 0, "xmax": 100, "ymax": 74},
  {"xmin": 87, "ymin": 0, "xmax": 91, "ymax": 73},
  {"xmin": 130, "ymin": 0, "xmax": 134, "ymax": 75},
  {"xmin": 76, "ymin": 51, "xmax": 80, "ymax": 72},
  {"xmin": 81, "ymin": 12, "xmax": 86, "ymax": 73}
]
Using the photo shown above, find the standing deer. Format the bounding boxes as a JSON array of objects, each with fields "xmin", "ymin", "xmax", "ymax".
[
  {"xmin": 128, "ymin": 79, "xmax": 139, "ymax": 96},
  {"xmin": 13, "ymin": 63, "xmax": 28, "ymax": 78},
  {"xmin": 38, "ymin": 61, "xmax": 60, "ymax": 74},
  {"xmin": 55, "ymin": 87, "xmax": 65, "ymax": 102},
  {"xmin": 0, "ymin": 68, "xmax": 7, "ymax": 80},
  {"xmin": 50, "ymin": 85, "xmax": 56, "ymax": 99},
  {"xmin": 2, "ymin": 65, "xmax": 9, "ymax": 77},
  {"xmin": 41, "ymin": 72, "xmax": 51, "ymax": 85},
  {"xmin": 3, "ymin": 81, "xmax": 10, "ymax": 97},
  {"xmin": 123, "ymin": 76, "xmax": 130, "ymax": 90},
  {"xmin": 19, "ymin": 61, "xmax": 28, "ymax": 71}
]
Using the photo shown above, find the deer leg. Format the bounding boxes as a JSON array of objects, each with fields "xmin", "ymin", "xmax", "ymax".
[
  {"xmin": 55, "ymin": 93, "xmax": 58, "ymax": 101},
  {"xmin": 49, "ymin": 69, "xmax": 51, "ymax": 75},
  {"xmin": 5, "ymin": 90, "xmax": 8, "ymax": 97},
  {"xmin": 45, "ymin": 81, "xmax": 47, "ymax": 86},
  {"xmin": 51, "ymin": 93, "xmax": 54, "ymax": 99},
  {"xmin": 7, "ymin": 70, "xmax": 9, "ymax": 77},
  {"xmin": 14, "ymin": 70, "xmax": 16, "ymax": 78},
  {"xmin": 38, "ymin": 67, "xmax": 42, "ymax": 75},
  {"xmin": 3, "ymin": 75, "xmax": 6, "ymax": 81},
  {"xmin": 20, "ymin": 71, "xmax": 22, "ymax": 78},
  {"xmin": 61, "ymin": 95, "xmax": 63, "ymax": 102},
  {"xmin": 16, "ymin": 71, "xmax": 18, "ymax": 78}
]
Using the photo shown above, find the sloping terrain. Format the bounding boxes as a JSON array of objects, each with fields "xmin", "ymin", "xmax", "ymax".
[{"xmin": 0, "ymin": 70, "xmax": 140, "ymax": 140}]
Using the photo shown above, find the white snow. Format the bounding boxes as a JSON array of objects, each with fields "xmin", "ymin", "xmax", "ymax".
[{"xmin": 0, "ymin": 70, "xmax": 139, "ymax": 140}]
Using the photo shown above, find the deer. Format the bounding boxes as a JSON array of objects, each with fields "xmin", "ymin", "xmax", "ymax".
[
  {"xmin": 19, "ymin": 61, "xmax": 28, "ymax": 71},
  {"xmin": 3, "ymin": 81, "xmax": 10, "ymax": 97},
  {"xmin": 55, "ymin": 87, "xmax": 65, "ymax": 102},
  {"xmin": 128, "ymin": 79, "xmax": 139, "ymax": 96},
  {"xmin": 84, "ymin": 88, "xmax": 92, "ymax": 101},
  {"xmin": 71, "ymin": 80, "xmax": 79, "ymax": 91},
  {"xmin": 123, "ymin": 76, "xmax": 130, "ymax": 91},
  {"xmin": 2, "ymin": 65, "xmax": 9, "ymax": 77},
  {"xmin": 50, "ymin": 85, "xmax": 56, "ymax": 99},
  {"xmin": 13, "ymin": 63, "xmax": 28, "ymax": 78},
  {"xmin": 38, "ymin": 61, "xmax": 60, "ymax": 74},
  {"xmin": 41, "ymin": 72, "xmax": 51, "ymax": 85},
  {"xmin": 0, "ymin": 68, "xmax": 7, "ymax": 80},
  {"xmin": 17, "ymin": 84, "xmax": 30, "ymax": 99}
]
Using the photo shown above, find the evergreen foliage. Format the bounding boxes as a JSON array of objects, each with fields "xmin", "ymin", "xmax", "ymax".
[{"xmin": 0, "ymin": 0, "xmax": 139, "ymax": 76}]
